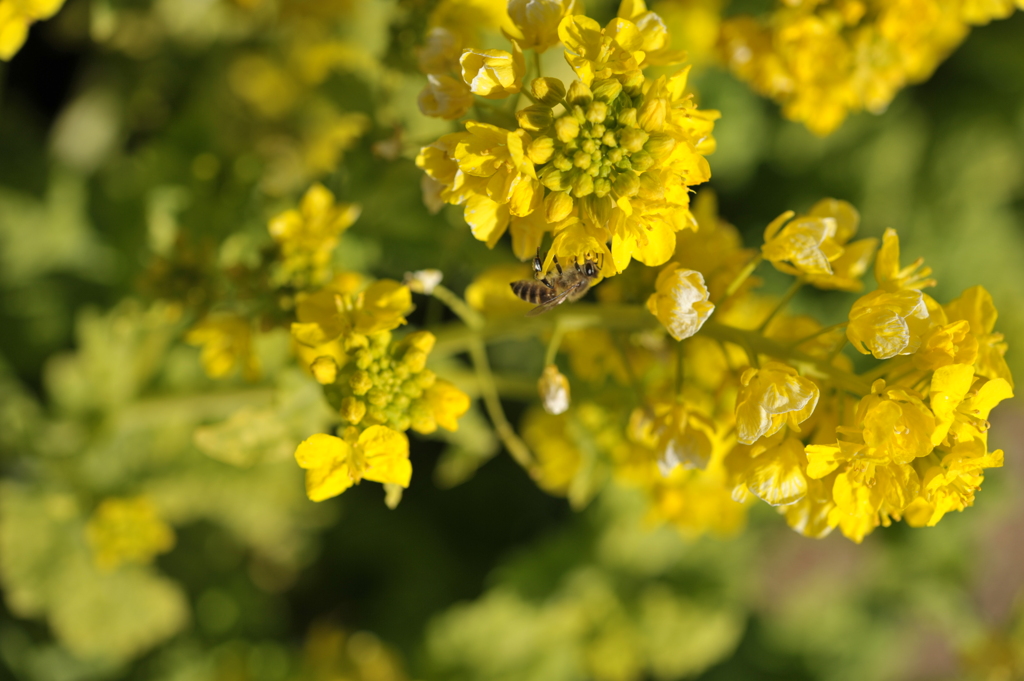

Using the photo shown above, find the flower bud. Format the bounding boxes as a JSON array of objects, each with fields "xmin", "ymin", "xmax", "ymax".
[
  {"xmin": 566, "ymin": 80, "xmax": 593, "ymax": 107},
  {"xmin": 527, "ymin": 137, "xmax": 555, "ymax": 164},
  {"xmin": 552, "ymin": 152, "xmax": 573, "ymax": 171},
  {"xmin": 418, "ymin": 74, "xmax": 474, "ymax": 120},
  {"xmin": 644, "ymin": 133, "xmax": 676, "ymax": 160},
  {"xmin": 646, "ymin": 263, "xmax": 715, "ymax": 342},
  {"xmin": 404, "ymin": 269, "xmax": 443, "ymax": 294},
  {"xmin": 591, "ymin": 78, "xmax": 622, "ymax": 103},
  {"xmin": 545, "ymin": 191, "xmax": 574, "ymax": 222},
  {"xmin": 530, "ymin": 77, "xmax": 566, "ymax": 106},
  {"xmin": 555, "ymin": 115, "xmax": 580, "ymax": 142},
  {"xmin": 350, "ymin": 370, "xmax": 373, "ymax": 395},
  {"xmin": 572, "ymin": 150, "xmax": 592, "ymax": 169},
  {"xmin": 586, "ymin": 101, "xmax": 608, "ymax": 124},
  {"xmin": 538, "ymin": 365, "xmax": 571, "ymax": 415},
  {"xmin": 403, "ymin": 330, "xmax": 436, "ymax": 354},
  {"xmin": 621, "ymin": 69, "xmax": 645, "ymax": 95},
  {"xmin": 460, "ymin": 46, "xmax": 525, "ymax": 98},
  {"xmin": 637, "ymin": 170, "xmax": 664, "ymax": 199},
  {"xmin": 311, "ymin": 356, "xmax": 338, "ymax": 385},
  {"xmin": 340, "ymin": 396, "xmax": 366, "ymax": 424},
  {"xmin": 593, "ymin": 177, "xmax": 611, "ymax": 197},
  {"xmin": 403, "ymin": 349, "xmax": 429, "ymax": 373},
  {"xmin": 618, "ymin": 107, "xmax": 638, "ymax": 128},
  {"xmin": 638, "ymin": 97, "xmax": 668, "ymax": 131},
  {"xmin": 517, "ymin": 105, "xmax": 554, "ymax": 131},
  {"xmin": 619, "ymin": 128, "xmax": 649, "ymax": 153},
  {"xmin": 571, "ymin": 172, "xmax": 594, "ymax": 198},
  {"xmin": 630, "ymin": 150, "xmax": 655, "ymax": 172},
  {"xmin": 612, "ymin": 170, "xmax": 640, "ymax": 197},
  {"xmin": 539, "ymin": 165, "xmax": 569, "ymax": 191}
]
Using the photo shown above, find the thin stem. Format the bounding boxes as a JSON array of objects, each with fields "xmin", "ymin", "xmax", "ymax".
[
  {"xmin": 469, "ymin": 337, "xmax": 535, "ymax": 470},
  {"xmin": 429, "ymin": 303, "xmax": 873, "ymax": 396},
  {"xmin": 718, "ymin": 253, "xmax": 763, "ymax": 307},
  {"xmin": 544, "ymin": 320, "xmax": 567, "ymax": 367},
  {"xmin": 431, "ymin": 285, "xmax": 485, "ymax": 330},
  {"xmin": 610, "ymin": 331, "xmax": 646, "ymax": 409},
  {"xmin": 789, "ymin": 321, "xmax": 849, "ymax": 349},
  {"xmin": 758, "ymin": 279, "xmax": 804, "ymax": 333},
  {"xmin": 533, "ymin": 50, "xmax": 543, "ymax": 79},
  {"xmin": 674, "ymin": 340, "xmax": 685, "ymax": 401}
]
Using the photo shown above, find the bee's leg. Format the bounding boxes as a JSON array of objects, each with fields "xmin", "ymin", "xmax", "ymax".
[
  {"xmin": 574, "ymin": 260, "xmax": 583, "ymax": 275},
  {"xmin": 553, "ymin": 255, "xmax": 562, "ymax": 275},
  {"xmin": 533, "ymin": 251, "xmax": 543, "ymax": 277},
  {"xmin": 541, "ymin": 277, "xmax": 555, "ymax": 289}
]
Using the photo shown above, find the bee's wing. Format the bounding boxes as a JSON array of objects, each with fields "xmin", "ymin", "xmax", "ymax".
[{"xmin": 525, "ymin": 280, "xmax": 588, "ymax": 316}]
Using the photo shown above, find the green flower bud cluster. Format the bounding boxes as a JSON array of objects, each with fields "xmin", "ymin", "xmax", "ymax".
[
  {"xmin": 519, "ymin": 76, "xmax": 676, "ymax": 222},
  {"xmin": 323, "ymin": 330, "xmax": 440, "ymax": 433}
]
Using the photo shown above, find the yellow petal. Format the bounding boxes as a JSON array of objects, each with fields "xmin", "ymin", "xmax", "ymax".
[
  {"xmin": 294, "ymin": 433, "xmax": 349, "ymax": 470},
  {"xmin": 358, "ymin": 425, "xmax": 412, "ymax": 487}
]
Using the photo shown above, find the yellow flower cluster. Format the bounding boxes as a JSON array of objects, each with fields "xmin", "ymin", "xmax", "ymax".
[
  {"xmin": 268, "ymin": 183, "xmax": 361, "ymax": 289},
  {"xmin": 719, "ymin": 0, "xmax": 1023, "ymax": 135},
  {"xmin": 416, "ymin": 0, "xmax": 718, "ymax": 275},
  {"xmin": 516, "ymin": 192, "xmax": 1012, "ymax": 543},
  {"xmin": 85, "ymin": 497, "xmax": 176, "ymax": 571},
  {"xmin": 290, "ymin": 275, "xmax": 470, "ymax": 502},
  {"xmin": 185, "ymin": 313, "xmax": 261, "ymax": 381},
  {"xmin": 0, "ymin": 0, "xmax": 65, "ymax": 60}
]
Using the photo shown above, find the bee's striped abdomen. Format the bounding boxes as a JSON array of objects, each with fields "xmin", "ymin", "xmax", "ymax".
[{"xmin": 510, "ymin": 280, "xmax": 555, "ymax": 305}]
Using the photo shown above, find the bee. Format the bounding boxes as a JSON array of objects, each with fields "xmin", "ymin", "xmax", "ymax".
[{"xmin": 510, "ymin": 252, "xmax": 601, "ymax": 317}]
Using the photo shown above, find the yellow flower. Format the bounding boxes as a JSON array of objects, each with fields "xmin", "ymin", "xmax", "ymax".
[
  {"xmin": 617, "ymin": 0, "xmax": 687, "ymax": 67},
  {"xmin": 459, "ymin": 43, "xmax": 526, "ymax": 98},
  {"xmin": 538, "ymin": 364, "xmax": 571, "ymax": 415},
  {"xmin": 800, "ymin": 199, "xmax": 878, "ymax": 292},
  {"xmin": 506, "ymin": 0, "xmax": 578, "ymax": 52},
  {"xmin": 944, "ymin": 285, "xmax": 1013, "ymax": 386},
  {"xmin": 292, "ymin": 278, "xmax": 413, "ymax": 346},
  {"xmin": 269, "ymin": 183, "xmax": 361, "ymax": 288},
  {"xmin": 735, "ymin": 362, "xmax": 819, "ymax": 445},
  {"xmin": 186, "ymin": 313, "xmax": 261, "ymax": 380},
  {"xmin": 634, "ymin": 403, "xmax": 716, "ymax": 474},
  {"xmin": 875, "ymin": 227, "xmax": 936, "ymax": 292},
  {"xmin": 86, "ymin": 497, "xmax": 175, "ymax": 571},
  {"xmin": 521, "ymin": 409, "xmax": 583, "ymax": 496},
  {"xmin": 228, "ymin": 54, "xmax": 301, "ymax": 120},
  {"xmin": 847, "ymin": 288, "xmax": 931, "ymax": 359},
  {"xmin": 729, "ymin": 433, "xmax": 809, "ymax": 507},
  {"xmin": 913, "ymin": 320, "xmax": 978, "ymax": 371},
  {"xmin": 761, "ymin": 209, "xmax": 844, "ymax": 276},
  {"xmin": 465, "ymin": 263, "xmax": 534, "ymax": 317},
  {"xmin": 295, "ymin": 427, "xmax": 411, "ymax": 502},
  {"xmin": 421, "ymin": 379, "xmax": 472, "ymax": 433},
  {"xmin": 418, "ymin": 26, "xmax": 464, "ymax": 74},
  {"xmin": 419, "ymin": 74, "xmax": 475, "ymax": 119},
  {"xmin": 0, "ymin": 0, "xmax": 66, "ymax": 60},
  {"xmin": 906, "ymin": 439, "xmax": 1004, "ymax": 527},
  {"xmin": 645, "ymin": 262, "xmax": 714, "ymax": 341},
  {"xmin": 558, "ymin": 14, "xmax": 645, "ymax": 86}
]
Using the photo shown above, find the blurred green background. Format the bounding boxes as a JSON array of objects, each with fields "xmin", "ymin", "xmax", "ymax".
[{"xmin": 0, "ymin": 1, "xmax": 1022, "ymax": 680}]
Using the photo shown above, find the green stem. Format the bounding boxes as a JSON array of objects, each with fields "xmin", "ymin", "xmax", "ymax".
[
  {"xmin": 533, "ymin": 50, "xmax": 543, "ymax": 79},
  {"xmin": 544, "ymin": 321, "xmax": 567, "ymax": 367},
  {"xmin": 674, "ymin": 340, "xmax": 685, "ymax": 401},
  {"xmin": 431, "ymin": 285, "xmax": 485, "ymax": 330},
  {"xmin": 718, "ymin": 253, "xmax": 763, "ymax": 307},
  {"xmin": 429, "ymin": 303, "xmax": 873, "ymax": 395},
  {"xmin": 790, "ymin": 321, "xmax": 849, "ymax": 349},
  {"xmin": 469, "ymin": 337, "xmax": 535, "ymax": 470},
  {"xmin": 758, "ymin": 279, "xmax": 804, "ymax": 333}
]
